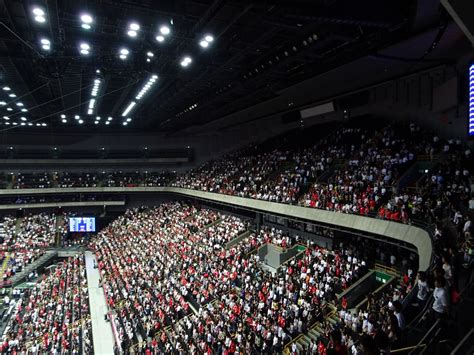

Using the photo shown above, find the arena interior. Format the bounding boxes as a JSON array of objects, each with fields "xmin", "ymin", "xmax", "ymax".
[{"xmin": 0, "ymin": 0, "xmax": 473, "ymax": 354}]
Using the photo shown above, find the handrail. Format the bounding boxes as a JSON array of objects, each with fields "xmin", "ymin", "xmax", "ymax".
[
  {"xmin": 450, "ymin": 328, "xmax": 474, "ymax": 355},
  {"xmin": 391, "ymin": 344, "xmax": 427, "ymax": 353},
  {"xmin": 408, "ymin": 319, "xmax": 440, "ymax": 355}
]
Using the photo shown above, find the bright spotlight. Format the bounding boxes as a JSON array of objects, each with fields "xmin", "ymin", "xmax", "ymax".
[
  {"xmin": 78, "ymin": 119, "xmax": 84, "ymax": 124},
  {"xmin": 80, "ymin": 43, "xmax": 90, "ymax": 50},
  {"xmin": 40, "ymin": 38, "xmax": 50, "ymax": 45},
  {"xmin": 81, "ymin": 24, "xmax": 91, "ymax": 30},
  {"xmin": 160, "ymin": 26, "xmax": 170, "ymax": 35},
  {"xmin": 80, "ymin": 49, "xmax": 90, "ymax": 55},
  {"xmin": 129, "ymin": 23, "xmax": 140, "ymax": 31},
  {"xmin": 32, "ymin": 7, "xmax": 45, "ymax": 16},
  {"xmin": 199, "ymin": 40, "xmax": 209, "ymax": 48},
  {"xmin": 80, "ymin": 14, "xmax": 93, "ymax": 24},
  {"xmin": 120, "ymin": 48, "xmax": 129, "ymax": 55},
  {"xmin": 147, "ymin": 51, "xmax": 154, "ymax": 57},
  {"xmin": 205, "ymin": 35, "xmax": 214, "ymax": 42},
  {"xmin": 61, "ymin": 119, "xmax": 67, "ymax": 123},
  {"xmin": 155, "ymin": 35, "xmax": 165, "ymax": 42},
  {"xmin": 34, "ymin": 16, "xmax": 46, "ymax": 23},
  {"xmin": 127, "ymin": 30, "xmax": 137, "ymax": 37},
  {"xmin": 119, "ymin": 54, "xmax": 127, "ymax": 60}
]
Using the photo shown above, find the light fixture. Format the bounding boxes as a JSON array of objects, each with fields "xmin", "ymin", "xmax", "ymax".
[
  {"xmin": 79, "ymin": 42, "xmax": 90, "ymax": 55},
  {"xmin": 127, "ymin": 30, "xmax": 137, "ymax": 37},
  {"xmin": 121, "ymin": 101, "xmax": 136, "ymax": 116},
  {"xmin": 60, "ymin": 114, "xmax": 66, "ymax": 118},
  {"xmin": 82, "ymin": 24, "xmax": 91, "ymax": 30},
  {"xmin": 61, "ymin": 119, "xmax": 67, "ymax": 123},
  {"xmin": 80, "ymin": 13, "xmax": 93, "ymax": 24},
  {"xmin": 6, "ymin": 108, "xmax": 12, "ymax": 111},
  {"xmin": 20, "ymin": 122, "xmax": 26, "ymax": 126},
  {"xmin": 3, "ymin": 87, "xmax": 11, "ymax": 91},
  {"xmin": 75, "ymin": 115, "xmax": 80, "ymax": 120},
  {"xmin": 120, "ymin": 48, "xmax": 129, "ymax": 55},
  {"xmin": 0, "ymin": 101, "xmax": 6, "ymax": 105},
  {"xmin": 3, "ymin": 116, "xmax": 9, "ymax": 120},
  {"xmin": 20, "ymin": 117, "xmax": 27, "ymax": 121},
  {"xmin": 28, "ymin": 123, "xmax": 33, "ymax": 126},
  {"xmin": 122, "ymin": 121, "xmax": 128, "ymax": 126},
  {"xmin": 41, "ymin": 122, "xmax": 47, "ymax": 126},
  {"xmin": 94, "ymin": 121, "xmax": 99, "ymax": 125},
  {"xmin": 96, "ymin": 116, "xmax": 101, "ymax": 120},
  {"xmin": 155, "ymin": 35, "xmax": 165, "ymax": 42},
  {"xmin": 21, "ymin": 108, "xmax": 28, "ymax": 112},
  {"xmin": 199, "ymin": 34, "xmax": 214, "ymax": 48},
  {"xmin": 8, "ymin": 93, "xmax": 16, "ymax": 98},
  {"xmin": 129, "ymin": 23, "xmax": 140, "ymax": 31},
  {"xmin": 107, "ymin": 116, "xmax": 113, "ymax": 121},
  {"xmin": 32, "ymin": 7, "xmax": 47, "ymax": 22},
  {"xmin": 105, "ymin": 121, "xmax": 110, "ymax": 125},
  {"xmin": 126, "ymin": 117, "xmax": 132, "ymax": 122},
  {"xmin": 40, "ymin": 38, "xmax": 51, "ymax": 51},
  {"xmin": 180, "ymin": 56, "xmax": 192, "ymax": 67},
  {"xmin": 135, "ymin": 74, "xmax": 158, "ymax": 100},
  {"xmin": 78, "ymin": 119, "xmax": 84, "ymax": 124},
  {"xmin": 16, "ymin": 102, "xmax": 24, "ymax": 107},
  {"xmin": 160, "ymin": 26, "xmax": 170, "ymax": 35},
  {"xmin": 32, "ymin": 7, "xmax": 45, "ymax": 16}
]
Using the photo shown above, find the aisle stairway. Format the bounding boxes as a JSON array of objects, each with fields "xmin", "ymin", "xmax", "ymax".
[{"xmin": 11, "ymin": 250, "xmax": 57, "ymax": 286}]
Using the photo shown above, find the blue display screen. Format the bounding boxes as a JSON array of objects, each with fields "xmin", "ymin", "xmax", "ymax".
[
  {"xmin": 69, "ymin": 217, "xmax": 96, "ymax": 232},
  {"xmin": 469, "ymin": 63, "xmax": 474, "ymax": 136}
]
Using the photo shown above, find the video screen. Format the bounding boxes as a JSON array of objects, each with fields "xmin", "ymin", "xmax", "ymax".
[{"xmin": 69, "ymin": 217, "xmax": 96, "ymax": 232}]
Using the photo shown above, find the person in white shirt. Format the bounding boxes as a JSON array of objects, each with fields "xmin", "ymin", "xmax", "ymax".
[{"xmin": 432, "ymin": 276, "xmax": 449, "ymax": 319}]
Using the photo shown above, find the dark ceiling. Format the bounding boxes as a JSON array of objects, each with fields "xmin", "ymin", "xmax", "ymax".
[{"xmin": 0, "ymin": 0, "xmax": 437, "ymax": 133}]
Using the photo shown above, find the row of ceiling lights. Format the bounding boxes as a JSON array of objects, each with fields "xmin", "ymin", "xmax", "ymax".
[{"xmin": 59, "ymin": 114, "xmax": 131, "ymax": 126}]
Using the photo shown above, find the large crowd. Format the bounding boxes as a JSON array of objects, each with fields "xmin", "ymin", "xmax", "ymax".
[
  {"xmin": 0, "ymin": 213, "xmax": 58, "ymax": 286},
  {"xmin": 1, "ymin": 255, "xmax": 92, "ymax": 354}
]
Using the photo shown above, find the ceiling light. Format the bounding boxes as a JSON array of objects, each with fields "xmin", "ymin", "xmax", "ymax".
[
  {"xmin": 12, "ymin": 122, "xmax": 17, "ymax": 126},
  {"xmin": 20, "ymin": 117, "xmax": 27, "ymax": 121},
  {"xmin": 80, "ymin": 14, "xmax": 93, "ymax": 24},
  {"xmin": 6, "ymin": 108, "xmax": 12, "ymax": 111},
  {"xmin": 32, "ymin": 7, "xmax": 45, "ymax": 16},
  {"xmin": 96, "ymin": 69, "xmax": 101, "ymax": 74},
  {"xmin": 155, "ymin": 35, "xmax": 164, "ymax": 42},
  {"xmin": 87, "ymin": 109, "xmax": 93, "ymax": 115},
  {"xmin": 78, "ymin": 119, "xmax": 84, "ymax": 124},
  {"xmin": 21, "ymin": 108, "xmax": 27, "ymax": 112},
  {"xmin": 3, "ymin": 87, "xmax": 11, "ymax": 91},
  {"xmin": 16, "ymin": 102, "xmax": 24, "ymax": 107},
  {"xmin": 75, "ymin": 115, "xmax": 80, "ymax": 120},
  {"xmin": 127, "ymin": 30, "xmax": 137, "ymax": 37},
  {"xmin": 41, "ymin": 44, "xmax": 50, "ymax": 51},
  {"xmin": 80, "ymin": 43, "xmax": 90, "ymax": 50},
  {"xmin": 160, "ymin": 26, "xmax": 170, "ymax": 35},
  {"xmin": 61, "ymin": 119, "xmax": 67, "ymax": 123},
  {"xmin": 28, "ymin": 123, "xmax": 33, "ymax": 126},
  {"xmin": 147, "ymin": 51, "xmax": 154, "ymax": 57},
  {"xmin": 81, "ymin": 24, "xmax": 91, "ymax": 30},
  {"xmin": 122, "ymin": 121, "xmax": 128, "ymax": 126},
  {"xmin": 4, "ymin": 122, "xmax": 10, "ymax": 125},
  {"xmin": 200, "ymin": 40, "xmax": 209, "ymax": 48},
  {"xmin": 9, "ymin": 93, "xmax": 16, "ymax": 98},
  {"xmin": 120, "ymin": 48, "xmax": 129, "ymax": 55},
  {"xmin": 60, "ymin": 114, "xmax": 66, "ymax": 118},
  {"xmin": 105, "ymin": 121, "xmax": 110, "ymax": 125},
  {"xmin": 121, "ymin": 101, "xmax": 136, "ymax": 116},
  {"xmin": 129, "ymin": 23, "xmax": 140, "ymax": 31},
  {"xmin": 107, "ymin": 116, "xmax": 113, "ymax": 121},
  {"xmin": 96, "ymin": 116, "xmax": 101, "ymax": 120},
  {"xmin": 205, "ymin": 35, "xmax": 214, "ymax": 42},
  {"xmin": 180, "ymin": 56, "xmax": 192, "ymax": 67},
  {"xmin": 119, "ymin": 54, "xmax": 127, "ymax": 60},
  {"xmin": 94, "ymin": 121, "xmax": 99, "ymax": 125},
  {"xmin": 0, "ymin": 101, "xmax": 6, "ymax": 105},
  {"xmin": 41, "ymin": 122, "xmax": 47, "ymax": 126},
  {"xmin": 126, "ymin": 117, "xmax": 132, "ymax": 122},
  {"xmin": 34, "ymin": 16, "xmax": 46, "ymax": 23},
  {"xmin": 40, "ymin": 38, "xmax": 50, "ymax": 45},
  {"xmin": 146, "ymin": 58, "xmax": 151, "ymax": 62},
  {"xmin": 80, "ymin": 49, "xmax": 90, "ymax": 55},
  {"xmin": 20, "ymin": 122, "xmax": 26, "ymax": 126},
  {"xmin": 3, "ymin": 116, "xmax": 9, "ymax": 120}
]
